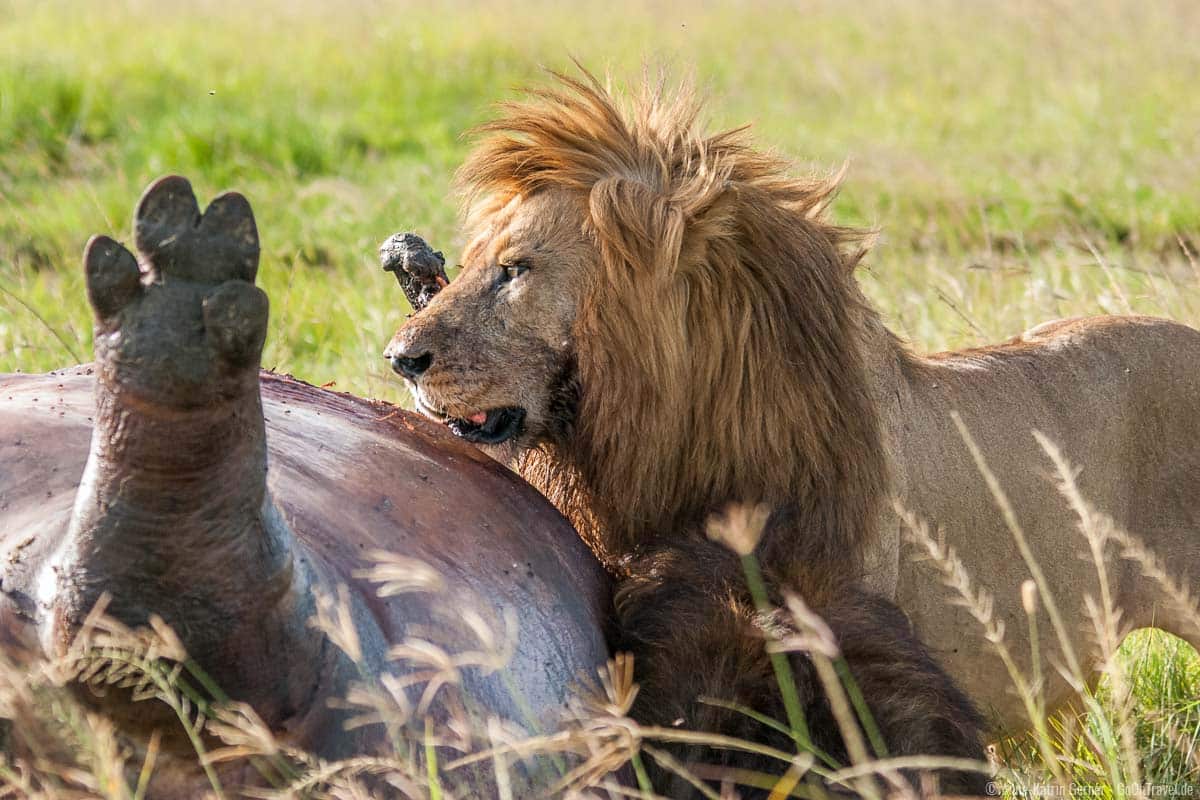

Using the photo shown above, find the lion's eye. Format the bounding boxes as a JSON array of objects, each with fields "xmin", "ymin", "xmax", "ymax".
[{"xmin": 501, "ymin": 261, "xmax": 530, "ymax": 282}]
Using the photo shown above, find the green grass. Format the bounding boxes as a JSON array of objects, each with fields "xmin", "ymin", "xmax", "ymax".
[
  {"xmin": 3, "ymin": 0, "xmax": 1199, "ymax": 401},
  {"xmin": 2, "ymin": 0, "xmax": 1199, "ymax": 793}
]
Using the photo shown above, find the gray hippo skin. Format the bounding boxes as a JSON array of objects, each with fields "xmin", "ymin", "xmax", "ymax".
[{"xmin": 0, "ymin": 176, "xmax": 610, "ymax": 796}]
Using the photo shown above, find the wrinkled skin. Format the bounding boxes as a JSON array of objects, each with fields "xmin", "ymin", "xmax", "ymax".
[{"xmin": 0, "ymin": 176, "xmax": 610, "ymax": 797}]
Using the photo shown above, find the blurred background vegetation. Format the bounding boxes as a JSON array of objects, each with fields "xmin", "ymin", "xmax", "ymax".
[
  {"xmin": 2, "ymin": 0, "xmax": 1199, "ymax": 789},
  {"xmin": 2, "ymin": 0, "xmax": 1197, "ymax": 402}
]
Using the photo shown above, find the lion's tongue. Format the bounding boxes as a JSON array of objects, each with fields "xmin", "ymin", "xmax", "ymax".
[{"xmin": 467, "ymin": 411, "xmax": 488, "ymax": 426}]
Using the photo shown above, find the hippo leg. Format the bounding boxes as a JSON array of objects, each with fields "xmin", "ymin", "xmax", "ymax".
[
  {"xmin": 380, "ymin": 231, "xmax": 449, "ymax": 312},
  {"xmin": 46, "ymin": 176, "xmax": 373, "ymax": 740}
]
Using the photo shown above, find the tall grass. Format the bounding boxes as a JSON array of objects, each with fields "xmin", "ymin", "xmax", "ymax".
[
  {"xmin": 2, "ymin": 0, "xmax": 1199, "ymax": 796},
  {"xmin": 4, "ymin": 443, "xmax": 1197, "ymax": 797}
]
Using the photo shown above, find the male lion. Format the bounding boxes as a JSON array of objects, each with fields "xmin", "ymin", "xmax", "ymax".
[{"xmin": 384, "ymin": 73, "xmax": 1200, "ymax": 787}]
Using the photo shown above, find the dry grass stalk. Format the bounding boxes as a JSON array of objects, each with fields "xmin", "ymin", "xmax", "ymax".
[
  {"xmin": 485, "ymin": 717, "xmax": 515, "ymax": 800},
  {"xmin": 893, "ymin": 499, "xmax": 1070, "ymax": 788},
  {"xmin": 3, "ymin": 508, "xmax": 1196, "ymax": 800},
  {"xmin": 244, "ymin": 755, "xmax": 428, "ymax": 800},
  {"xmin": 1106, "ymin": 530, "xmax": 1200, "ymax": 644},
  {"xmin": 204, "ymin": 703, "xmax": 279, "ymax": 765},
  {"xmin": 951, "ymin": 413, "xmax": 1084, "ymax": 682},
  {"xmin": 310, "ymin": 585, "xmax": 363, "ymax": 664},
  {"xmin": 332, "ymin": 676, "xmax": 417, "ymax": 741},
  {"xmin": 705, "ymin": 504, "xmax": 771, "ymax": 557},
  {"xmin": 1037, "ymin": 430, "xmax": 1148, "ymax": 793},
  {"xmin": 354, "ymin": 551, "xmax": 446, "ymax": 597},
  {"xmin": 386, "ymin": 604, "xmax": 517, "ymax": 719},
  {"xmin": 771, "ymin": 594, "xmax": 886, "ymax": 799},
  {"xmin": 640, "ymin": 745, "xmax": 723, "ymax": 800}
]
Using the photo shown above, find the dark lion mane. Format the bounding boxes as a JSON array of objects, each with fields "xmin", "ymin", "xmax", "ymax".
[
  {"xmin": 458, "ymin": 72, "xmax": 887, "ymax": 598},
  {"xmin": 453, "ymin": 71, "xmax": 986, "ymax": 796}
]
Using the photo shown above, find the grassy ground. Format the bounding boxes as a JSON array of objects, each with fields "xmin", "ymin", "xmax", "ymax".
[{"xmin": 2, "ymin": 0, "xmax": 1199, "ymax": 795}]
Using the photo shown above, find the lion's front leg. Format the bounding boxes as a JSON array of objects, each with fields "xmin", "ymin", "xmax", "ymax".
[
  {"xmin": 379, "ymin": 232, "xmax": 449, "ymax": 312},
  {"xmin": 613, "ymin": 539, "xmax": 988, "ymax": 798},
  {"xmin": 613, "ymin": 541, "xmax": 797, "ymax": 797}
]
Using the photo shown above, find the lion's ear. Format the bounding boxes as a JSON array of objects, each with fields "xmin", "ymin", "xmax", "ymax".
[{"xmin": 588, "ymin": 174, "xmax": 734, "ymax": 278}]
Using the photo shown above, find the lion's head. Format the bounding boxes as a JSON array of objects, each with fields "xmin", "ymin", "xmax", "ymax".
[
  {"xmin": 386, "ymin": 72, "xmax": 887, "ymax": 568},
  {"xmin": 384, "ymin": 189, "xmax": 589, "ymax": 463}
]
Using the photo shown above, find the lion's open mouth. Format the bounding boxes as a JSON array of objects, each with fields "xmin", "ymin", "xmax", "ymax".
[{"xmin": 444, "ymin": 407, "xmax": 527, "ymax": 445}]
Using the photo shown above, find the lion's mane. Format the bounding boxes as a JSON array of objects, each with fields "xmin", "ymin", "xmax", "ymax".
[
  {"xmin": 458, "ymin": 74, "xmax": 887, "ymax": 587},
  {"xmin": 447, "ymin": 75, "xmax": 993, "ymax": 795}
]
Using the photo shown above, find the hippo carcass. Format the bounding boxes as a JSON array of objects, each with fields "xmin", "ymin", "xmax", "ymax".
[{"xmin": 0, "ymin": 176, "xmax": 610, "ymax": 795}]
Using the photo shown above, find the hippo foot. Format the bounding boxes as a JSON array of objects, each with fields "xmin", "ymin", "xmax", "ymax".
[
  {"xmin": 85, "ymin": 176, "xmax": 269, "ymax": 399},
  {"xmin": 379, "ymin": 232, "xmax": 448, "ymax": 312}
]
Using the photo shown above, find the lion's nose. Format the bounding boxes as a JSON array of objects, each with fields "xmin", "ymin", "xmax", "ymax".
[{"xmin": 386, "ymin": 349, "xmax": 433, "ymax": 380}]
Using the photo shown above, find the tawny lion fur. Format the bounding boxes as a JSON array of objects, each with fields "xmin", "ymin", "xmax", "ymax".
[{"xmin": 388, "ymin": 72, "xmax": 1200, "ymax": 789}]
